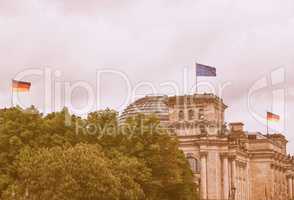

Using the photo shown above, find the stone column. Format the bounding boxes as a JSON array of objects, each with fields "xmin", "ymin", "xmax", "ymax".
[
  {"xmin": 236, "ymin": 164, "xmax": 239, "ymax": 200},
  {"xmin": 221, "ymin": 153, "xmax": 229, "ymax": 200},
  {"xmin": 239, "ymin": 166, "xmax": 242, "ymax": 200},
  {"xmin": 200, "ymin": 152, "xmax": 208, "ymax": 200},
  {"xmin": 288, "ymin": 176, "xmax": 292, "ymax": 199},
  {"xmin": 246, "ymin": 163, "xmax": 250, "ymax": 200},
  {"xmin": 292, "ymin": 176, "xmax": 294, "ymax": 199},
  {"xmin": 230, "ymin": 155, "xmax": 237, "ymax": 200},
  {"xmin": 241, "ymin": 166, "xmax": 245, "ymax": 200}
]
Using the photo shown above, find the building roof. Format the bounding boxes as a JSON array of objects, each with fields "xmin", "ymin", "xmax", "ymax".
[{"xmin": 119, "ymin": 95, "xmax": 170, "ymax": 126}]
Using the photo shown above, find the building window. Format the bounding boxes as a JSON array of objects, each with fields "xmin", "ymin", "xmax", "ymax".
[
  {"xmin": 198, "ymin": 108, "xmax": 204, "ymax": 120},
  {"xmin": 188, "ymin": 109, "xmax": 194, "ymax": 120},
  {"xmin": 179, "ymin": 110, "xmax": 184, "ymax": 121},
  {"xmin": 187, "ymin": 155, "xmax": 200, "ymax": 173},
  {"xmin": 200, "ymin": 124, "xmax": 207, "ymax": 134}
]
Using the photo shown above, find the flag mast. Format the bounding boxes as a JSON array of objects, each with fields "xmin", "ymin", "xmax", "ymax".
[
  {"xmin": 11, "ymin": 79, "xmax": 13, "ymax": 107},
  {"xmin": 266, "ymin": 111, "xmax": 269, "ymax": 135},
  {"xmin": 195, "ymin": 62, "xmax": 198, "ymax": 94}
]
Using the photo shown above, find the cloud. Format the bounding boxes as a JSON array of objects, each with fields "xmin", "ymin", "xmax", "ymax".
[{"xmin": 0, "ymin": 0, "xmax": 294, "ymax": 151}]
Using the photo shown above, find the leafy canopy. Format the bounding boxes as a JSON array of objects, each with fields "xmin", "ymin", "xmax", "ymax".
[{"xmin": 0, "ymin": 107, "xmax": 198, "ymax": 200}]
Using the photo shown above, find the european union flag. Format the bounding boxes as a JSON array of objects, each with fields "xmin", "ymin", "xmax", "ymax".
[{"xmin": 196, "ymin": 63, "xmax": 216, "ymax": 77}]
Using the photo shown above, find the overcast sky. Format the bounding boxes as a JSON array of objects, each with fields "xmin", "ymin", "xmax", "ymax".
[{"xmin": 1, "ymin": 0, "xmax": 294, "ymax": 152}]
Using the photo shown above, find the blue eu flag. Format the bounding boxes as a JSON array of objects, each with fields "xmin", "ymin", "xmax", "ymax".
[{"xmin": 196, "ymin": 63, "xmax": 216, "ymax": 77}]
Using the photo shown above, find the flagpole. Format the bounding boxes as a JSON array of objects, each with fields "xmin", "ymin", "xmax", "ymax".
[
  {"xmin": 11, "ymin": 79, "xmax": 14, "ymax": 108},
  {"xmin": 266, "ymin": 111, "xmax": 269, "ymax": 135},
  {"xmin": 195, "ymin": 63, "xmax": 198, "ymax": 94},
  {"xmin": 267, "ymin": 119, "xmax": 269, "ymax": 135}
]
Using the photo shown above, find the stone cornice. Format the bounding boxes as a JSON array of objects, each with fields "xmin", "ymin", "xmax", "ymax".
[
  {"xmin": 220, "ymin": 152, "xmax": 229, "ymax": 158},
  {"xmin": 270, "ymin": 163, "xmax": 288, "ymax": 172},
  {"xmin": 228, "ymin": 154, "xmax": 237, "ymax": 160},
  {"xmin": 167, "ymin": 94, "xmax": 228, "ymax": 109},
  {"xmin": 287, "ymin": 174, "xmax": 294, "ymax": 179},
  {"xmin": 170, "ymin": 120, "xmax": 220, "ymax": 128},
  {"xmin": 236, "ymin": 160, "xmax": 247, "ymax": 167},
  {"xmin": 199, "ymin": 151, "xmax": 208, "ymax": 157}
]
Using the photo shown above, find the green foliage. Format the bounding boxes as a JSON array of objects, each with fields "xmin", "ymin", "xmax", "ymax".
[
  {"xmin": 3, "ymin": 144, "xmax": 149, "ymax": 200},
  {"xmin": 0, "ymin": 107, "xmax": 198, "ymax": 200}
]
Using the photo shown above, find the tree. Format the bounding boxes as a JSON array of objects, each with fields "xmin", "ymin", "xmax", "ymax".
[
  {"xmin": 90, "ymin": 113, "xmax": 198, "ymax": 200},
  {"xmin": 0, "ymin": 107, "xmax": 199, "ymax": 200},
  {"xmin": 119, "ymin": 114, "xmax": 198, "ymax": 200},
  {"xmin": 3, "ymin": 144, "xmax": 150, "ymax": 200}
]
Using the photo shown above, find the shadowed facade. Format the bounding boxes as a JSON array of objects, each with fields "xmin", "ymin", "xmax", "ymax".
[{"xmin": 120, "ymin": 94, "xmax": 294, "ymax": 200}]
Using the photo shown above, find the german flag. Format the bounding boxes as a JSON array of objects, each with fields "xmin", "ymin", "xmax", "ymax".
[
  {"xmin": 12, "ymin": 80, "xmax": 31, "ymax": 92},
  {"xmin": 267, "ymin": 112, "xmax": 280, "ymax": 122}
]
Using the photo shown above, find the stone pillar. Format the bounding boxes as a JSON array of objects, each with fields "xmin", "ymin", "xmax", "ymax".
[
  {"xmin": 292, "ymin": 176, "xmax": 294, "ymax": 199},
  {"xmin": 239, "ymin": 166, "xmax": 242, "ymax": 200},
  {"xmin": 241, "ymin": 166, "xmax": 245, "ymax": 200},
  {"xmin": 230, "ymin": 156, "xmax": 237, "ymax": 200},
  {"xmin": 221, "ymin": 153, "xmax": 229, "ymax": 200},
  {"xmin": 200, "ymin": 152, "xmax": 208, "ymax": 200},
  {"xmin": 288, "ymin": 176, "xmax": 292, "ymax": 200},
  {"xmin": 247, "ymin": 164, "xmax": 250, "ymax": 200},
  {"xmin": 236, "ymin": 164, "xmax": 239, "ymax": 200}
]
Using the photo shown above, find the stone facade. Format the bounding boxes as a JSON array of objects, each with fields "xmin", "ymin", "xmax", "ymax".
[{"xmin": 120, "ymin": 94, "xmax": 294, "ymax": 200}]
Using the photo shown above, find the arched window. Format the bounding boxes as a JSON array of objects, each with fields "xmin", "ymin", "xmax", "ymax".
[
  {"xmin": 187, "ymin": 154, "xmax": 200, "ymax": 173},
  {"xmin": 179, "ymin": 110, "xmax": 184, "ymax": 121},
  {"xmin": 198, "ymin": 108, "xmax": 204, "ymax": 120},
  {"xmin": 200, "ymin": 124, "xmax": 207, "ymax": 134},
  {"xmin": 188, "ymin": 109, "xmax": 194, "ymax": 120}
]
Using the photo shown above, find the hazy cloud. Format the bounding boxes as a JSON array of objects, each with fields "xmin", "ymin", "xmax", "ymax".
[{"xmin": 0, "ymin": 0, "xmax": 294, "ymax": 151}]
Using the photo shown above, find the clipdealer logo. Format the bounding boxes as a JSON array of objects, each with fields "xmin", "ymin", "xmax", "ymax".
[{"xmin": 247, "ymin": 67, "xmax": 286, "ymax": 133}]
